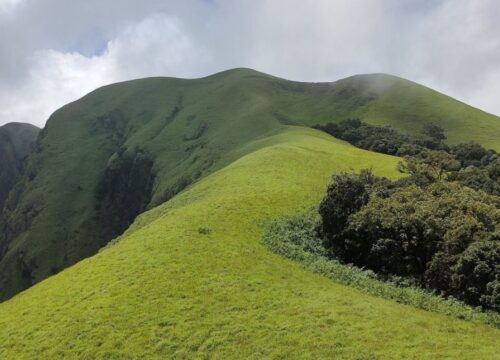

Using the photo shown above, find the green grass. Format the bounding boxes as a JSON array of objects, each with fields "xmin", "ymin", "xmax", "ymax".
[
  {"xmin": 3, "ymin": 68, "xmax": 500, "ymax": 300},
  {"xmin": 1, "ymin": 127, "xmax": 499, "ymax": 359},
  {"xmin": 262, "ymin": 213, "xmax": 500, "ymax": 328},
  {"xmin": 350, "ymin": 74, "xmax": 500, "ymax": 149}
]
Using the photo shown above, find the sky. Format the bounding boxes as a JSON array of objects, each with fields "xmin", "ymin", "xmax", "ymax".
[{"xmin": 1, "ymin": 0, "xmax": 499, "ymax": 127}]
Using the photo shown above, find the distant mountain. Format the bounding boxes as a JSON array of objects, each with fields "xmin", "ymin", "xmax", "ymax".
[
  {"xmin": 0, "ymin": 122, "xmax": 39, "ymax": 213},
  {"xmin": 1, "ymin": 68, "xmax": 499, "ymax": 301}
]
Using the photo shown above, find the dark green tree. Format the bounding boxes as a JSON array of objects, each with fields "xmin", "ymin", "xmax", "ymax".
[
  {"xmin": 318, "ymin": 170, "xmax": 375, "ymax": 255},
  {"xmin": 422, "ymin": 122, "xmax": 446, "ymax": 141},
  {"xmin": 398, "ymin": 150, "xmax": 460, "ymax": 182},
  {"xmin": 451, "ymin": 239, "xmax": 500, "ymax": 310}
]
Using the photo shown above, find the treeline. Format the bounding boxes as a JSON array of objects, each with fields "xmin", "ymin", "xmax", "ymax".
[
  {"xmin": 314, "ymin": 119, "xmax": 447, "ymax": 156},
  {"xmin": 315, "ymin": 119, "xmax": 500, "ymax": 195},
  {"xmin": 309, "ymin": 120, "xmax": 500, "ymax": 310}
]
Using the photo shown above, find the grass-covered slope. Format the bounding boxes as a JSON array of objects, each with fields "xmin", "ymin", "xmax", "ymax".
[
  {"xmin": 2, "ymin": 68, "xmax": 500, "ymax": 301},
  {"xmin": 0, "ymin": 122, "xmax": 39, "ymax": 212},
  {"xmin": 341, "ymin": 74, "xmax": 500, "ymax": 149},
  {"xmin": 0, "ymin": 127, "xmax": 498, "ymax": 359}
]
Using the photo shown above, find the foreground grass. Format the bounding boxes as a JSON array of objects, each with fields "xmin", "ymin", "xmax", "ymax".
[
  {"xmin": 262, "ymin": 213, "xmax": 500, "ymax": 328},
  {"xmin": 0, "ymin": 127, "xmax": 499, "ymax": 359}
]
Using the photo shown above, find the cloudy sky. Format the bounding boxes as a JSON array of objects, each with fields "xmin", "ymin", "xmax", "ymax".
[{"xmin": 1, "ymin": 0, "xmax": 499, "ymax": 126}]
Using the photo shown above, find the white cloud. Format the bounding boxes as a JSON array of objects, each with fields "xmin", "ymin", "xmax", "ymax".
[
  {"xmin": 0, "ymin": 0, "xmax": 24, "ymax": 15},
  {"xmin": 0, "ymin": 14, "xmax": 207, "ymax": 126}
]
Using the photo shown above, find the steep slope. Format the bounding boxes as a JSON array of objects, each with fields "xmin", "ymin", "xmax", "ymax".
[
  {"xmin": 0, "ymin": 122, "xmax": 39, "ymax": 212},
  {"xmin": 336, "ymin": 74, "xmax": 500, "ymax": 149},
  {"xmin": 2, "ymin": 68, "xmax": 500, "ymax": 301},
  {"xmin": 0, "ymin": 127, "xmax": 498, "ymax": 359}
]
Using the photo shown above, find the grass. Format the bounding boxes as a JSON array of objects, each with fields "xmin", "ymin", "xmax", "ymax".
[
  {"xmin": 351, "ymin": 74, "xmax": 500, "ymax": 149},
  {"xmin": 1, "ymin": 127, "xmax": 499, "ymax": 359},
  {"xmin": 262, "ymin": 212, "xmax": 500, "ymax": 328},
  {"xmin": 3, "ymin": 68, "xmax": 500, "ymax": 300}
]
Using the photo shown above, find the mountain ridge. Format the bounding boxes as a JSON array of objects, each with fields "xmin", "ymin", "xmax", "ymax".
[
  {"xmin": 1, "ymin": 126, "xmax": 498, "ymax": 358},
  {"xmin": 0, "ymin": 67, "xmax": 499, "ymax": 301}
]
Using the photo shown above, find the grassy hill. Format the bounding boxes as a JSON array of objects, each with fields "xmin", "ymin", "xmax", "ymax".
[
  {"xmin": 0, "ymin": 127, "xmax": 499, "ymax": 359},
  {"xmin": 0, "ymin": 122, "xmax": 39, "ymax": 213},
  {"xmin": 321, "ymin": 74, "xmax": 500, "ymax": 149},
  {"xmin": 1, "ymin": 68, "xmax": 500, "ymax": 302}
]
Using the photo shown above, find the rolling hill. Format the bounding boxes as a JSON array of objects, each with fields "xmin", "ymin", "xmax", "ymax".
[
  {"xmin": 0, "ymin": 122, "xmax": 39, "ymax": 214},
  {"xmin": 0, "ymin": 127, "xmax": 499, "ymax": 358},
  {"xmin": 1, "ymin": 67, "xmax": 500, "ymax": 303}
]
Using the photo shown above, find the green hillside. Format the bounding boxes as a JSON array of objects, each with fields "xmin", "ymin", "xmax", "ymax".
[
  {"xmin": 1, "ymin": 127, "xmax": 499, "ymax": 359},
  {"xmin": 1, "ymin": 68, "xmax": 500, "ymax": 302},
  {"xmin": 0, "ymin": 122, "xmax": 39, "ymax": 213}
]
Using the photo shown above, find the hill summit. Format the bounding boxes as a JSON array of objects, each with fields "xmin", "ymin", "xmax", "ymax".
[{"xmin": 1, "ymin": 68, "xmax": 499, "ymax": 301}]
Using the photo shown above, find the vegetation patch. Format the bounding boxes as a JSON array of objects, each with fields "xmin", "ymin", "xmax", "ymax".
[
  {"xmin": 0, "ymin": 127, "xmax": 498, "ymax": 358},
  {"xmin": 311, "ymin": 120, "xmax": 500, "ymax": 310},
  {"xmin": 263, "ymin": 212, "xmax": 500, "ymax": 327},
  {"xmin": 315, "ymin": 118, "xmax": 500, "ymax": 195},
  {"xmin": 96, "ymin": 147, "xmax": 155, "ymax": 241},
  {"xmin": 317, "ymin": 170, "xmax": 500, "ymax": 310}
]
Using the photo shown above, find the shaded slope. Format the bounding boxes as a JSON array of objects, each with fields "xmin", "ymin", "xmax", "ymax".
[
  {"xmin": 0, "ymin": 122, "xmax": 39, "ymax": 212},
  {"xmin": 0, "ymin": 127, "xmax": 498, "ymax": 359},
  {"xmin": 2, "ymin": 68, "xmax": 500, "ymax": 301}
]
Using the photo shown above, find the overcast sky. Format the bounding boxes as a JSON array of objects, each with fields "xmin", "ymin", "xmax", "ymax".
[{"xmin": 1, "ymin": 0, "xmax": 499, "ymax": 127}]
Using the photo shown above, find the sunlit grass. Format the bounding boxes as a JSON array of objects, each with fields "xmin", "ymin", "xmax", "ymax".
[{"xmin": 0, "ymin": 127, "xmax": 498, "ymax": 359}]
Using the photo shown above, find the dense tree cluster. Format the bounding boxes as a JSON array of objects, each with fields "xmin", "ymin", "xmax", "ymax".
[
  {"xmin": 318, "ymin": 171, "xmax": 500, "ymax": 310},
  {"xmin": 314, "ymin": 118, "xmax": 447, "ymax": 156},
  {"xmin": 317, "ymin": 119, "xmax": 500, "ymax": 311},
  {"xmin": 315, "ymin": 119, "xmax": 500, "ymax": 195},
  {"xmin": 312, "ymin": 119, "xmax": 500, "ymax": 309}
]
